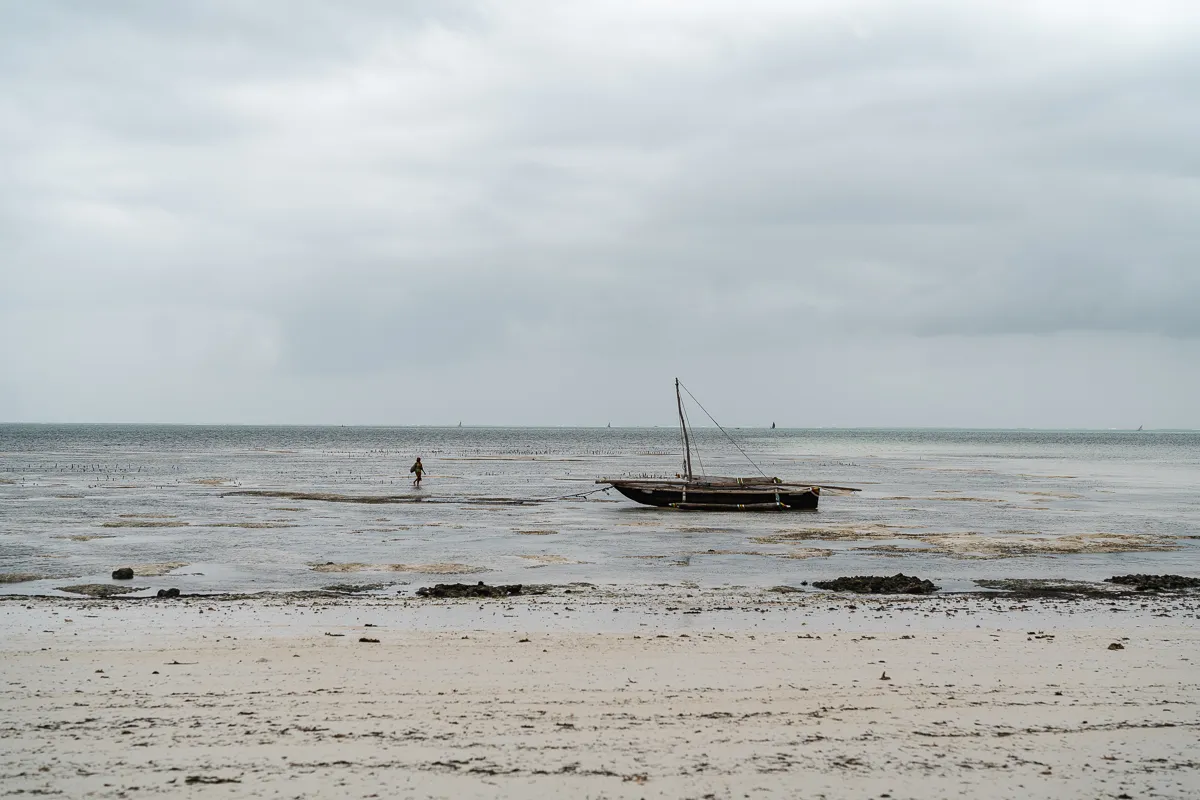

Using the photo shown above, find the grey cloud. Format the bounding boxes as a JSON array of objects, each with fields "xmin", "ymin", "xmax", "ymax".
[{"xmin": 2, "ymin": 1, "xmax": 1199, "ymax": 424}]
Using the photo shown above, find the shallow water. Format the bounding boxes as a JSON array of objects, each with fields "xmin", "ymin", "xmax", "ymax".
[{"xmin": 1, "ymin": 425, "xmax": 1198, "ymax": 595}]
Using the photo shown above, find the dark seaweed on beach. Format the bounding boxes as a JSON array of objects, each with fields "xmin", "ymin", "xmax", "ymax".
[
  {"xmin": 58, "ymin": 584, "xmax": 148, "ymax": 598},
  {"xmin": 974, "ymin": 579, "xmax": 1123, "ymax": 598},
  {"xmin": 812, "ymin": 573, "xmax": 938, "ymax": 594},
  {"xmin": 416, "ymin": 581, "xmax": 525, "ymax": 598},
  {"xmin": 1106, "ymin": 574, "xmax": 1200, "ymax": 592},
  {"xmin": 321, "ymin": 583, "xmax": 387, "ymax": 594}
]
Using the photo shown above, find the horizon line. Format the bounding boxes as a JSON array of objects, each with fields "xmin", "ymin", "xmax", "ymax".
[{"xmin": 0, "ymin": 422, "xmax": 1193, "ymax": 433}]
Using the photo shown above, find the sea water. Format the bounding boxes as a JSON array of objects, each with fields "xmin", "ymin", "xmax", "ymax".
[{"xmin": 1, "ymin": 425, "xmax": 1198, "ymax": 595}]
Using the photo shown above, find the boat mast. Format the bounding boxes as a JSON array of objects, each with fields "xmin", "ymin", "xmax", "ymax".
[{"xmin": 676, "ymin": 377, "xmax": 693, "ymax": 480}]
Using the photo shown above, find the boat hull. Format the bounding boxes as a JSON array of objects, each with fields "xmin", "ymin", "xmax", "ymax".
[{"xmin": 608, "ymin": 482, "xmax": 818, "ymax": 511}]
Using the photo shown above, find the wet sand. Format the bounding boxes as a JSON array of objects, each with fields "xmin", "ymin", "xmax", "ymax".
[{"xmin": 3, "ymin": 588, "xmax": 1199, "ymax": 798}]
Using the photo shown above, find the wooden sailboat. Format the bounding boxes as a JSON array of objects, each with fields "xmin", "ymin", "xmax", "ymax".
[{"xmin": 597, "ymin": 380, "xmax": 858, "ymax": 511}]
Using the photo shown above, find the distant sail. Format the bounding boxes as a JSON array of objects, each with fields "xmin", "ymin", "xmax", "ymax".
[
  {"xmin": 770, "ymin": 422, "xmax": 775, "ymax": 429},
  {"xmin": 1137, "ymin": 424, "xmax": 1143, "ymax": 431}
]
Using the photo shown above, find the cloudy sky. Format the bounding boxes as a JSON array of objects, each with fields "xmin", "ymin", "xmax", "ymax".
[{"xmin": 2, "ymin": 1, "xmax": 1198, "ymax": 427}]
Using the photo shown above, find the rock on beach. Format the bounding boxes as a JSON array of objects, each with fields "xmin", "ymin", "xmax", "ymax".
[
  {"xmin": 416, "ymin": 581, "xmax": 525, "ymax": 599},
  {"xmin": 812, "ymin": 573, "xmax": 939, "ymax": 594},
  {"xmin": 1106, "ymin": 574, "xmax": 1200, "ymax": 592}
]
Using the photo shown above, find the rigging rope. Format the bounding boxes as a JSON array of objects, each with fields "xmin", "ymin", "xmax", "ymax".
[
  {"xmin": 677, "ymin": 402, "xmax": 689, "ymax": 477},
  {"xmin": 678, "ymin": 381, "xmax": 768, "ymax": 478},
  {"xmin": 681, "ymin": 401, "xmax": 705, "ymax": 477}
]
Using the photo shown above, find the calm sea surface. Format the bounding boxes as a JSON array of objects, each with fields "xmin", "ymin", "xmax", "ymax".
[{"xmin": 2, "ymin": 425, "xmax": 1198, "ymax": 595}]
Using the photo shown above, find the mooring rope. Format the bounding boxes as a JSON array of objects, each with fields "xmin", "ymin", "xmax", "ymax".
[{"xmin": 532, "ymin": 486, "xmax": 613, "ymax": 502}]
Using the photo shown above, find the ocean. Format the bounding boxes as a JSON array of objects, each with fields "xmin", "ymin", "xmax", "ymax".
[{"xmin": 1, "ymin": 425, "xmax": 1198, "ymax": 595}]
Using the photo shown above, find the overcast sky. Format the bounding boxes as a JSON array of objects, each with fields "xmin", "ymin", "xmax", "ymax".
[{"xmin": 2, "ymin": 1, "xmax": 1198, "ymax": 427}]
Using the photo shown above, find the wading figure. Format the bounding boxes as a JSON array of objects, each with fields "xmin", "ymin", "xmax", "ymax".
[{"xmin": 409, "ymin": 457, "xmax": 425, "ymax": 487}]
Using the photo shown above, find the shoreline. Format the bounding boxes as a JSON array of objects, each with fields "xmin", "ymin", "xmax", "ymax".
[{"xmin": 5, "ymin": 572, "xmax": 1200, "ymax": 601}]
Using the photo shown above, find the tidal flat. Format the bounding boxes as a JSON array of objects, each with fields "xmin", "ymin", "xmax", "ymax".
[{"xmin": 2, "ymin": 425, "xmax": 1199, "ymax": 595}]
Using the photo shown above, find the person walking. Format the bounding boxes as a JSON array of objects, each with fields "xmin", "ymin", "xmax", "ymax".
[{"xmin": 409, "ymin": 457, "xmax": 425, "ymax": 487}]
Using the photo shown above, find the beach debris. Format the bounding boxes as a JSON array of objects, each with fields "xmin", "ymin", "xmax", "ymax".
[
  {"xmin": 321, "ymin": 583, "xmax": 387, "ymax": 593},
  {"xmin": 156, "ymin": 588, "xmax": 181, "ymax": 598},
  {"xmin": 359, "ymin": 637, "xmax": 380, "ymax": 643},
  {"xmin": 185, "ymin": 776, "xmax": 240, "ymax": 785},
  {"xmin": 1105, "ymin": 574, "xmax": 1200, "ymax": 592},
  {"xmin": 975, "ymin": 579, "xmax": 1126, "ymax": 598},
  {"xmin": 880, "ymin": 672, "xmax": 891, "ymax": 681},
  {"xmin": 59, "ymin": 583, "xmax": 147, "ymax": 598},
  {"xmin": 416, "ymin": 581, "xmax": 524, "ymax": 599},
  {"xmin": 812, "ymin": 574, "xmax": 938, "ymax": 594},
  {"xmin": 111, "ymin": 567, "xmax": 134, "ymax": 580},
  {"xmin": 1108, "ymin": 642, "xmax": 1125, "ymax": 650}
]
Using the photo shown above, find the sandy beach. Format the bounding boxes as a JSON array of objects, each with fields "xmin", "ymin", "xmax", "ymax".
[{"xmin": 3, "ymin": 586, "xmax": 1198, "ymax": 799}]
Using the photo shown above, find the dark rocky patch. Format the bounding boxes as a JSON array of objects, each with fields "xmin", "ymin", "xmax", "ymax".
[
  {"xmin": 0, "ymin": 573, "xmax": 46, "ymax": 584},
  {"xmin": 416, "ymin": 581, "xmax": 525, "ymax": 599},
  {"xmin": 111, "ymin": 567, "xmax": 134, "ymax": 580},
  {"xmin": 321, "ymin": 583, "xmax": 387, "ymax": 594},
  {"xmin": 1105, "ymin": 574, "xmax": 1200, "ymax": 592},
  {"xmin": 156, "ymin": 588, "xmax": 181, "ymax": 598},
  {"xmin": 59, "ymin": 584, "xmax": 147, "ymax": 598},
  {"xmin": 185, "ymin": 776, "xmax": 240, "ymax": 785},
  {"xmin": 812, "ymin": 573, "xmax": 938, "ymax": 594},
  {"xmin": 975, "ymin": 579, "xmax": 1126, "ymax": 598}
]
